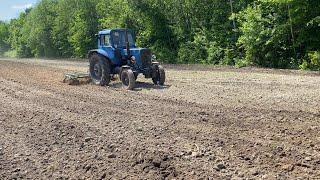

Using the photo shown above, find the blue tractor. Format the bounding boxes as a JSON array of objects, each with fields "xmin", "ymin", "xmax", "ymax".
[{"xmin": 88, "ymin": 29, "xmax": 166, "ymax": 90}]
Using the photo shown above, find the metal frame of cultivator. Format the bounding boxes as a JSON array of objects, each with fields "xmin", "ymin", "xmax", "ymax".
[{"xmin": 63, "ymin": 72, "xmax": 91, "ymax": 85}]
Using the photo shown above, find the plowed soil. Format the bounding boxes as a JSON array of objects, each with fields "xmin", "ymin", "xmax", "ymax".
[{"xmin": 0, "ymin": 58, "xmax": 320, "ymax": 179}]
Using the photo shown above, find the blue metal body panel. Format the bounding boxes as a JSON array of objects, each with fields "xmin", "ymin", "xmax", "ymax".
[
  {"xmin": 129, "ymin": 48, "xmax": 147, "ymax": 68},
  {"xmin": 98, "ymin": 47, "xmax": 119, "ymax": 65}
]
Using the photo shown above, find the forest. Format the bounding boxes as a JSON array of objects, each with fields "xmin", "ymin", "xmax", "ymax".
[{"xmin": 0, "ymin": 0, "xmax": 319, "ymax": 69}]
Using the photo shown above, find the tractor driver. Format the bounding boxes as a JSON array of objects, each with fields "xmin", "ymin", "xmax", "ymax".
[{"xmin": 113, "ymin": 32, "xmax": 120, "ymax": 48}]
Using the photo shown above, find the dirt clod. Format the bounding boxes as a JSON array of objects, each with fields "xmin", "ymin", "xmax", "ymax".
[
  {"xmin": 107, "ymin": 154, "xmax": 116, "ymax": 158},
  {"xmin": 305, "ymin": 157, "xmax": 312, "ymax": 161},
  {"xmin": 282, "ymin": 164, "xmax": 295, "ymax": 172},
  {"xmin": 216, "ymin": 163, "xmax": 226, "ymax": 170}
]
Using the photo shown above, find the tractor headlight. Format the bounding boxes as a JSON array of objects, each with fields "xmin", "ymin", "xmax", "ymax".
[
  {"xmin": 152, "ymin": 54, "xmax": 157, "ymax": 61},
  {"xmin": 130, "ymin": 56, "xmax": 136, "ymax": 63}
]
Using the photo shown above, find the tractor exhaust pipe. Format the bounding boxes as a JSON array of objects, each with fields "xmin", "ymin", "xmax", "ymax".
[{"xmin": 125, "ymin": 29, "xmax": 130, "ymax": 58}]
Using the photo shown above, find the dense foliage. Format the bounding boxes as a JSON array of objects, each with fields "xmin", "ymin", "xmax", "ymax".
[
  {"xmin": 0, "ymin": 0, "xmax": 319, "ymax": 69},
  {"xmin": 0, "ymin": 21, "xmax": 10, "ymax": 56}
]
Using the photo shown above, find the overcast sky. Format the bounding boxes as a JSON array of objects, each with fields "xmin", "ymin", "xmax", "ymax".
[{"xmin": 0, "ymin": 0, "xmax": 38, "ymax": 21}]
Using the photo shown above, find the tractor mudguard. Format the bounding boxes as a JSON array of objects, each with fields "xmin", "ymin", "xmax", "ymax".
[
  {"xmin": 88, "ymin": 49, "xmax": 111, "ymax": 62},
  {"xmin": 88, "ymin": 49, "xmax": 99, "ymax": 58},
  {"xmin": 118, "ymin": 65, "xmax": 133, "ymax": 80},
  {"xmin": 121, "ymin": 65, "xmax": 131, "ymax": 69},
  {"xmin": 119, "ymin": 65, "xmax": 131, "ymax": 74},
  {"xmin": 113, "ymin": 65, "xmax": 130, "ymax": 75}
]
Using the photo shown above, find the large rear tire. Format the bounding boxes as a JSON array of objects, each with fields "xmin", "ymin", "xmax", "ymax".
[
  {"xmin": 121, "ymin": 69, "xmax": 136, "ymax": 90},
  {"xmin": 89, "ymin": 54, "xmax": 111, "ymax": 86},
  {"xmin": 152, "ymin": 65, "xmax": 165, "ymax": 85}
]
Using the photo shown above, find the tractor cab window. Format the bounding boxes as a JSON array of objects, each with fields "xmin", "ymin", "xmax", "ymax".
[
  {"xmin": 111, "ymin": 31, "xmax": 135, "ymax": 48},
  {"xmin": 100, "ymin": 35, "xmax": 111, "ymax": 46},
  {"xmin": 113, "ymin": 32, "xmax": 121, "ymax": 48},
  {"xmin": 127, "ymin": 34, "xmax": 134, "ymax": 46}
]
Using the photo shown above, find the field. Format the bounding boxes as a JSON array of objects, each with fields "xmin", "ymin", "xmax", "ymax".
[{"xmin": 0, "ymin": 58, "xmax": 320, "ymax": 179}]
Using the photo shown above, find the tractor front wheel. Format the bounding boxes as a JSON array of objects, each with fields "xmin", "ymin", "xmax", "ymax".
[
  {"xmin": 89, "ymin": 54, "xmax": 111, "ymax": 86},
  {"xmin": 121, "ymin": 69, "xmax": 136, "ymax": 90},
  {"xmin": 152, "ymin": 65, "xmax": 165, "ymax": 85}
]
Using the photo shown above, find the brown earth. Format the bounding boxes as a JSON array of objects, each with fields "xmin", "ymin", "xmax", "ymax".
[{"xmin": 0, "ymin": 58, "xmax": 320, "ymax": 179}]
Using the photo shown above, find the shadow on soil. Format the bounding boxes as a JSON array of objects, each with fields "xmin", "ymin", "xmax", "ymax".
[
  {"xmin": 64, "ymin": 77, "xmax": 170, "ymax": 91},
  {"xmin": 109, "ymin": 81, "xmax": 171, "ymax": 91}
]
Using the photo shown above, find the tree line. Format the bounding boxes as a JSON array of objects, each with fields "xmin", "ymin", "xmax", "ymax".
[{"xmin": 0, "ymin": 0, "xmax": 319, "ymax": 69}]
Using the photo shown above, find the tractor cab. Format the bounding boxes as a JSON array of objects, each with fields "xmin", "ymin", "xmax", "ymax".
[
  {"xmin": 97, "ymin": 29, "xmax": 135, "ymax": 66},
  {"xmin": 98, "ymin": 29, "xmax": 136, "ymax": 49},
  {"xmin": 88, "ymin": 28, "xmax": 165, "ymax": 90}
]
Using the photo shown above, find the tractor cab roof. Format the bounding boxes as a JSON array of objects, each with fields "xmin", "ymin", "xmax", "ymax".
[{"xmin": 98, "ymin": 29, "xmax": 132, "ymax": 35}]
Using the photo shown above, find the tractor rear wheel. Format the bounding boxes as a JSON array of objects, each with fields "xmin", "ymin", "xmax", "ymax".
[
  {"xmin": 152, "ymin": 65, "xmax": 165, "ymax": 85},
  {"xmin": 121, "ymin": 69, "xmax": 136, "ymax": 90},
  {"xmin": 89, "ymin": 54, "xmax": 111, "ymax": 86}
]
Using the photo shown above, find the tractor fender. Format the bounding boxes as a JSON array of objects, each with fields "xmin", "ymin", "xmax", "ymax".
[
  {"xmin": 88, "ymin": 49, "xmax": 111, "ymax": 62},
  {"xmin": 88, "ymin": 49, "xmax": 99, "ymax": 58},
  {"xmin": 117, "ymin": 65, "xmax": 131, "ymax": 74},
  {"xmin": 117, "ymin": 65, "xmax": 132, "ymax": 79},
  {"xmin": 121, "ymin": 65, "xmax": 131, "ymax": 69}
]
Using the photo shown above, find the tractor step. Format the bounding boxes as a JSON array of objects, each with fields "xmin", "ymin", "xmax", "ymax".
[{"xmin": 63, "ymin": 72, "xmax": 91, "ymax": 85}]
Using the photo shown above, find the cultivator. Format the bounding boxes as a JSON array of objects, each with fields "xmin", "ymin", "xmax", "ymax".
[{"xmin": 63, "ymin": 72, "xmax": 91, "ymax": 85}]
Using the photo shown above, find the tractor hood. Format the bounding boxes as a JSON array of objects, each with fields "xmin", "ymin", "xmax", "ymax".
[{"xmin": 127, "ymin": 48, "xmax": 148, "ymax": 54}]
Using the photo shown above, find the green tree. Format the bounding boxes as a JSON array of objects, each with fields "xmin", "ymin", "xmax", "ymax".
[
  {"xmin": 2, "ymin": 0, "xmax": 319, "ymax": 69},
  {"xmin": 0, "ymin": 21, "xmax": 10, "ymax": 56},
  {"xmin": 68, "ymin": 4, "xmax": 99, "ymax": 58},
  {"xmin": 8, "ymin": 9, "xmax": 33, "ymax": 57},
  {"xmin": 51, "ymin": 0, "xmax": 76, "ymax": 57},
  {"xmin": 21, "ymin": 0, "xmax": 58, "ymax": 57},
  {"xmin": 237, "ymin": 0, "xmax": 320, "ymax": 68}
]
